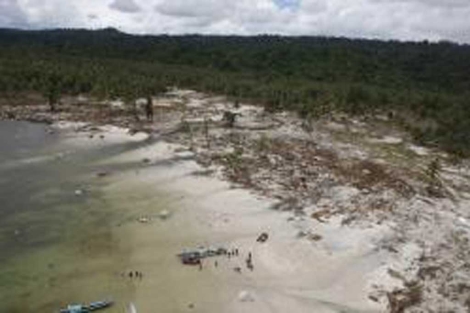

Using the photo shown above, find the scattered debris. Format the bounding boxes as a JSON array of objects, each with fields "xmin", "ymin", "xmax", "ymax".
[
  {"xmin": 307, "ymin": 233, "xmax": 323, "ymax": 242},
  {"xmin": 368, "ymin": 295, "xmax": 379, "ymax": 303},
  {"xmin": 222, "ymin": 111, "xmax": 239, "ymax": 128},
  {"xmin": 387, "ymin": 282, "xmax": 422, "ymax": 313},
  {"xmin": 96, "ymin": 171, "xmax": 110, "ymax": 178},
  {"xmin": 138, "ymin": 216, "xmax": 151, "ymax": 224},
  {"xmin": 387, "ymin": 269, "xmax": 406, "ymax": 282},
  {"xmin": 127, "ymin": 302, "xmax": 137, "ymax": 313},
  {"xmin": 159, "ymin": 210, "xmax": 170, "ymax": 220},
  {"xmin": 311, "ymin": 210, "xmax": 330, "ymax": 223},
  {"xmin": 55, "ymin": 153, "xmax": 65, "ymax": 160},
  {"xmin": 296, "ymin": 231, "xmax": 307, "ymax": 238},
  {"xmin": 238, "ymin": 290, "xmax": 255, "ymax": 302},
  {"xmin": 256, "ymin": 232, "xmax": 269, "ymax": 243}
]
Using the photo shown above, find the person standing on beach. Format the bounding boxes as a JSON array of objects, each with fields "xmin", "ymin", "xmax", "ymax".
[
  {"xmin": 145, "ymin": 96, "xmax": 154, "ymax": 122},
  {"xmin": 246, "ymin": 252, "xmax": 254, "ymax": 270}
]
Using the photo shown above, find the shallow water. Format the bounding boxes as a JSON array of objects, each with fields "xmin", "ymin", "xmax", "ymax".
[
  {"xmin": 0, "ymin": 120, "xmax": 233, "ymax": 313},
  {"xmin": 0, "ymin": 121, "xmax": 155, "ymax": 312},
  {"xmin": 0, "ymin": 121, "xmax": 386, "ymax": 313}
]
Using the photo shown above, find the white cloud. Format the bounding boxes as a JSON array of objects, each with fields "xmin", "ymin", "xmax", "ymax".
[
  {"xmin": 0, "ymin": 0, "xmax": 469, "ymax": 43},
  {"xmin": 109, "ymin": 0, "xmax": 141, "ymax": 13},
  {"xmin": 15, "ymin": 0, "xmax": 83, "ymax": 28},
  {"xmin": 155, "ymin": 0, "xmax": 233, "ymax": 19},
  {"xmin": 0, "ymin": 0, "xmax": 28, "ymax": 27}
]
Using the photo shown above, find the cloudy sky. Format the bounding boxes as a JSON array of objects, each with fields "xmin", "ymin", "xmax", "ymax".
[{"xmin": 1, "ymin": 0, "xmax": 470, "ymax": 43}]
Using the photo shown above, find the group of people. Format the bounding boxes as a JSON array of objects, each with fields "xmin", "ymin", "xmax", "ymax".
[
  {"xmin": 125, "ymin": 270, "xmax": 143, "ymax": 280},
  {"xmin": 227, "ymin": 248, "xmax": 239, "ymax": 257}
]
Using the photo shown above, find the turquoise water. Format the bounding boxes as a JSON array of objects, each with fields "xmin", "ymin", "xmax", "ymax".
[{"xmin": 0, "ymin": 121, "xmax": 149, "ymax": 312}]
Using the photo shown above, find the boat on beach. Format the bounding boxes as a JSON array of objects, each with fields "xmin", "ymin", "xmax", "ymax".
[
  {"xmin": 177, "ymin": 246, "xmax": 228, "ymax": 265},
  {"xmin": 59, "ymin": 300, "xmax": 113, "ymax": 313}
]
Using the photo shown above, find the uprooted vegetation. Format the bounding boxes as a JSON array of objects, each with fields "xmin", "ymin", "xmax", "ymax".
[
  {"xmin": 387, "ymin": 281, "xmax": 423, "ymax": 313},
  {"xmin": 210, "ymin": 135, "xmax": 415, "ymax": 203},
  {"xmin": 153, "ymin": 92, "xmax": 470, "ymax": 313}
]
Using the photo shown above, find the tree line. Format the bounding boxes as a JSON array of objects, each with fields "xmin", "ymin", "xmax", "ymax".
[{"xmin": 0, "ymin": 28, "xmax": 469, "ymax": 156}]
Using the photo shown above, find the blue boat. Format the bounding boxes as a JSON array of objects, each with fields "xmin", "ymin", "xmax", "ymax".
[
  {"xmin": 89, "ymin": 301, "xmax": 113, "ymax": 311},
  {"xmin": 59, "ymin": 300, "xmax": 113, "ymax": 313}
]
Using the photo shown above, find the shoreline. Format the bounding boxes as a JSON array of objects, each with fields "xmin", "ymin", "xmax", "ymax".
[
  {"xmin": 6, "ymin": 116, "xmax": 383, "ymax": 312},
  {"xmin": 2, "ymin": 90, "xmax": 470, "ymax": 312}
]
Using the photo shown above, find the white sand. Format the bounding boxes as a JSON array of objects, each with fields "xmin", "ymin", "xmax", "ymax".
[{"xmin": 99, "ymin": 139, "xmax": 389, "ymax": 313}]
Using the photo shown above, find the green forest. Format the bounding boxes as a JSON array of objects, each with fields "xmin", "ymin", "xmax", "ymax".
[{"xmin": 0, "ymin": 28, "xmax": 469, "ymax": 155}]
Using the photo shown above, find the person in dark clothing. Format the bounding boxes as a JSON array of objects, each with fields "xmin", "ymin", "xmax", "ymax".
[
  {"xmin": 145, "ymin": 96, "xmax": 154, "ymax": 122},
  {"xmin": 246, "ymin": 252, "xmax": 254, "ymax": 270}
]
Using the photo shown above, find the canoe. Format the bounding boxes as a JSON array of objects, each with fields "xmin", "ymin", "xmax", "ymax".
[
  {"xmin": 89, "ymin": 300, "xmax": 113, "ymax": 311},
  {"xmin": 59, "ymin": 300, "xmax": 113, "ymax": 313}
]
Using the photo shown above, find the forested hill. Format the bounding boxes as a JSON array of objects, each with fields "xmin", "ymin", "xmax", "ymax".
[
  {"xmin": 1, "ymin": 28, "xmax": 470, "ymax": 93},
  {"xmin": 0, "ymin": 28, "xmax": 469, "ymax": 155}
]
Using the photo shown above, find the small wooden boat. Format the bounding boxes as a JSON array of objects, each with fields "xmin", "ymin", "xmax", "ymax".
[
  {"xmin": 59, "ymin": 300, "xmax": 113, "ymax": 313},
  {"xmin": 89, "ymin": 300, "xmax": 113, "ymax": 311},
  {"xmin": 177, "ymin": 246, "xmax": 228, "ymax": 265}
]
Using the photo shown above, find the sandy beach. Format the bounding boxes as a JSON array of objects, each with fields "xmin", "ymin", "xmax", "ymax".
[
  {"xmin": 98, "ymin": 138, "xmax": 385, "ymax": 313},
  {"xmin": 2, "ymin": 89, "xmax": 470, "ymax": 313}
]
